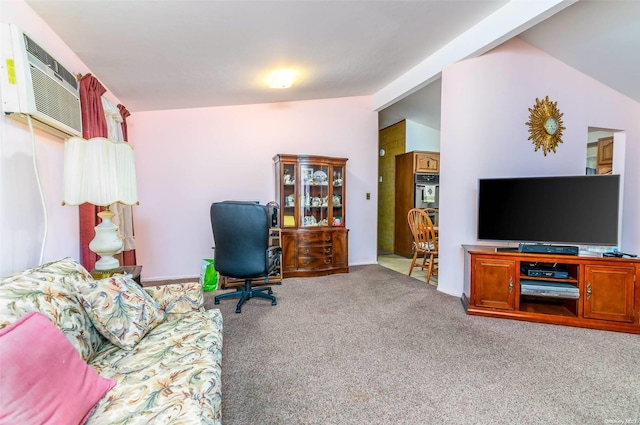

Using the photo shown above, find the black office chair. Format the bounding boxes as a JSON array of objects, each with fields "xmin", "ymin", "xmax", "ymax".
[{"xmin": 211, "ymin": 201, "xmax": 280, "ymax": 313}]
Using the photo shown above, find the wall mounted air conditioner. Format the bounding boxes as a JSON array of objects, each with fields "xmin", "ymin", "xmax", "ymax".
[{"xmin": 0, "ymin": 23, "xmax": 82, "ymax": 138}]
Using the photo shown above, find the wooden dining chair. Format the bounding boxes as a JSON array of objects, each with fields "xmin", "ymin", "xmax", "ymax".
[
  {"xmin": 423, "ymin": 207, "xmax": 439, "ymax": 227},
  {"xmin": 407, "ymin": 208, "xmax": 438, "ymax": 284}
]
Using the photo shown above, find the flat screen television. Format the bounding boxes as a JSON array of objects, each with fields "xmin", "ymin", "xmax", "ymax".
[{"xmin": 477, "ymin": 175, "xmax": 620, "ymax": 246}]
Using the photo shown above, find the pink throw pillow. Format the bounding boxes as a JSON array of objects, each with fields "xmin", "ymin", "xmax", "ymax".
[{"xmin": 0, "ymin": 312, "xmax": 116, "ymax": 425}]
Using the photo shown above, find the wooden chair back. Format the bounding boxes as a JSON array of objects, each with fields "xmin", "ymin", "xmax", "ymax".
[
  {"xmin": 407, "ymin": 208, "xmax": 437, "ymax": 253},
  {"xmin": 407, "ymin": 208, "xmax": 439, "ymax": 284},
  {"xmin": 423, "ymin": 208, "xmax": 439, "ymax": 227}
]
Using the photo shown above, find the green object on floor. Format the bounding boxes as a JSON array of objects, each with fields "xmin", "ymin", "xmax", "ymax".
[{"xmin": 200, "ymin": 259, "xmax": 218, "ymax": 291}]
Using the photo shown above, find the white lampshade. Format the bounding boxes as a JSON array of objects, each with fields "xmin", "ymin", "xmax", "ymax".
[
  {"xmin": 62, "ymin": 136, "xmax": 138, "ymax": 207},
  {"xmin": 62, "ymin": 136, "xmax": 138, "ymax": 272}
]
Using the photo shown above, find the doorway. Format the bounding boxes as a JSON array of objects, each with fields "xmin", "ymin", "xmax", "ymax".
[
  {"xmin": 586, "ymin": 128, "xmax": 615, "ymax": 175},
  {"xmin": 377, "ymin": 121, "xmax": 440, "ymax": 286}
]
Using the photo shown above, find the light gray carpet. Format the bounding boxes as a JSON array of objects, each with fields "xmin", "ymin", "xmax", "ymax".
[{"xmin": 204, "ymin": 265, "xmax": 640, "ymax": 425}]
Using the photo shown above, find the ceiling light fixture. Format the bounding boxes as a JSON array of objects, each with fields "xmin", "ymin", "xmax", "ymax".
[{"xmin": 267, "ymin": 69, "xmax": 297, "ymax": 89}]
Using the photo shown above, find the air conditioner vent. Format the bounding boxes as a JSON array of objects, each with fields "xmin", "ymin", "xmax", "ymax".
[
  {"xmin": 23, "ymin": 34, "xmax": 78, "ymax": 90},
  {"xmin": 29, "ymin": 64, "xmax": 82, "ymax": 133}
]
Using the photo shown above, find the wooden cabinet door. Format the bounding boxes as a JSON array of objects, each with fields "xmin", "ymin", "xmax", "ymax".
[
  {"xmin": 473, "ymin": 258, "xmax": 516, "ymax": 310},
  {"xmin": 597, "ymin": 137, "xmax": 613, "ymax": 165},
  {"xmin": 584, "ymin": 265, "xmax": 635, "ymax": 323},
  {"xmin": 332, "ymin": 229, "xmax": 348, "ymax": 268},
  {"xmin": 596, "ymin": 137, "xmax": 613, "ymax": 175},
  {"xmin": 280, "ymin": 232, "xmax": 297, "ymax": 273},
  {"xmin": 415, "ymin": 153, "xmax": 439, "ymax": 173}
]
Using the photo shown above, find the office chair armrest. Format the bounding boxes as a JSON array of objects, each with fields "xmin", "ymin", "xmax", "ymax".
[{"xmin": 143, "ymin": 281, "xmax": 205, "ymax": 314}]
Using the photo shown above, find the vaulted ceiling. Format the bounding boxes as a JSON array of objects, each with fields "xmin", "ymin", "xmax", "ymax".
[{"xmin": 25, "ymin": 0, "xmax": 640, "ymax": 130}]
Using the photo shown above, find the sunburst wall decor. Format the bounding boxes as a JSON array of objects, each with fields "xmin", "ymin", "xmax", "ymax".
[{"xmin": 525, "ymin": 96, "xmax": 565, "ymax": 156}]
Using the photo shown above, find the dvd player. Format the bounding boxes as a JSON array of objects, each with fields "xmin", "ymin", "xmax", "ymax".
[
  {"xmin": 519, "ymin": 243, "xmax": 579, "ymax": 256},
  {"xmin": 520, "ymin": 280, "xmax": 579, "ymax": 299}
]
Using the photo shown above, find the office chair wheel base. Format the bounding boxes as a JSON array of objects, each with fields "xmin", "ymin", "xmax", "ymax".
[
  {"xmin": 272, "ymin": 300, "xmax": 277, "ymax": 306},
  {"xmin": 214, "ymin": 299, "xmax": 220, "ymax": 305}
]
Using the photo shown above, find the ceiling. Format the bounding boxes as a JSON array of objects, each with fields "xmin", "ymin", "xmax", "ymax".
[
  {"xmin": 24, "ymin": 0, "xmax": 640, "ymax": 130},
  {"xmin": 379, "ymin": 0, "xmax": 640, "ymax": 129}
]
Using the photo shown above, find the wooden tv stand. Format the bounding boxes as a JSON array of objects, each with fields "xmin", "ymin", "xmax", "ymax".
[{"xmin": 462, "ymin": 245, "xmax": 640, "ymax": 334}]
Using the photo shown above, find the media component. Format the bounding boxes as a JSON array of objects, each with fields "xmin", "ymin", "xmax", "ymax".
[
  {"xmin": 520, "ymin": 263, "xmax": 569, "ymax": 279},
  {"xmin": 518, "ymin": 243, "xmax": 579, "ymax": 256},
  {"xmin": 520, "ymin": 280, "xmax": 579, "ymax": 299}
]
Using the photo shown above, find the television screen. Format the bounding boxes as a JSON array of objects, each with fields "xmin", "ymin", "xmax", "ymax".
[{"xmin": 477, "ymin": 175, "xmax": 620, "ymax": 246}]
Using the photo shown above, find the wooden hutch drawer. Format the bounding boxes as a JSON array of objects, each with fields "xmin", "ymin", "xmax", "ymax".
[
  {"xmin": 298, "ymin": 255, "xmax": 333, "ymax": 269},
  {"xmin": 298, "ymin": 245, "xmax": 332, "ymax": 257},
  {"xmin": 297, "ymin": 231, "xmax": 332, "ymax": 245}
]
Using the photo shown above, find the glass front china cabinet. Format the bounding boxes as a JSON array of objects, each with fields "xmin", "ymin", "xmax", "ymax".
[{"xmin": 273, "ymin": 154, "xmax": 348, "ymax": 277}]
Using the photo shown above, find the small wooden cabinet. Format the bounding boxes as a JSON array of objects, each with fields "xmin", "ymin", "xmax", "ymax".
[
  {"xmin": 473, "ymin": 258, "xmax": 516, "ymax": 311},
  {"xmin": 463, "ymin": 245, "xmax": 640, "ymax": 334},
  {"xmin": 274, "ymin": 154, "xmax": 349, "ymax": 277},
  {"xmin": 280, "ymin": 228, "xmax": 348, "ymax": 277},
  {"xmin": 583, "ymin": 264, "xmax": 635, "ymax": 323},
  {"xmin": 596, "ymin": 137, "xmax": 613, "ymax": 175},
  {"xmin": 415, "ymin": 152, "xmax": 440, "ymax": 173}
]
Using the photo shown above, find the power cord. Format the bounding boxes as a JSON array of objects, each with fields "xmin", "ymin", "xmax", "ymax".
[{"xmin": 27, "ymin": 115, "xmax": 48, "ymax": 265}]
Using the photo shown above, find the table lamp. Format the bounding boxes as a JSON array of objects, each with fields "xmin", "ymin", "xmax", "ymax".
[{"xmin": 62, "ymin": 136, "xmax": 138, "ymax": 272}]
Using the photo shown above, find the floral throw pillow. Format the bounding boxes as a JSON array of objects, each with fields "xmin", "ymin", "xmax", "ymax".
[{"xmin": 75, "ymin": 275, "xmax": 166, "ymax": 350}]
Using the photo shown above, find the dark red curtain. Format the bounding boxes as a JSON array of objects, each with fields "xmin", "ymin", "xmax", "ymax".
[
  {"xmin": 117, "ymin": 104, "xmax": 130, "ymax": 142},
  {"xmin": 117, "ymin": 103, "xmax": 136, "ymax": 266},
  {"xmin": 78, "ymin": 74, "xmax": 108, "ymax": 271}
]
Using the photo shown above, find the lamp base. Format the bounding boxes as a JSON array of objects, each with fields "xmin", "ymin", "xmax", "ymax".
[
  {"xmin": 89, "ymin": 265, "xmax": 142, "ymax": 285},
  {"xmin": 89, "ymin": 210, "xmax": 123, "ymax": 271},
  {"xmin": 90, "ymin": 267, "xmax": 124, "ymax": 280}
]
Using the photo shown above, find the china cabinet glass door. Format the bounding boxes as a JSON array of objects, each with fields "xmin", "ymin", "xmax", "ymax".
[
  {"xmin": 299, "ymin": 164, "xmax": 330, "ymax": 227},
  {"xmin": 282, "ymin": 162, "xmax": 297, "ymax": 227},
  {"xmin": 332, "ymin": 165, "xmax": 345, "ymax": 227}
]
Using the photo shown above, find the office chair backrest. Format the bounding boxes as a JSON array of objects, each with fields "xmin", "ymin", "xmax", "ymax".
[{"xmin": 210, "ymin": 201, "xmax": 270, "ymax": 279}]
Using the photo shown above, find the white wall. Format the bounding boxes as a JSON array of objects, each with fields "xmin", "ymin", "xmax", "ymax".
[
  {"xmin": 129, "ymin": 96, "xmax": 379, "ymax": 281},
  {"xmin": 437, "ymin": 38, "xmax": 640, "ymax": 297},
  {"xmin": 0, "ymin": 1, "xmax": 95, "ymax": 276},
  {"xmin": 406, "ymin": 119, "xmax": 440, "ymax": 152}
]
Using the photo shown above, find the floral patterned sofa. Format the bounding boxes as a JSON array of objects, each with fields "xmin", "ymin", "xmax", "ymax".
[{"xmin": 0, "ymin": 257, "xmax": 222, "ymax": 424}]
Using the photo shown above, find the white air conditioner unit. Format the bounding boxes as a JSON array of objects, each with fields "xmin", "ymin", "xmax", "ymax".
[{"xmin": 0, "ymin": 23, "xmax": 82, "ymax": 138}]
